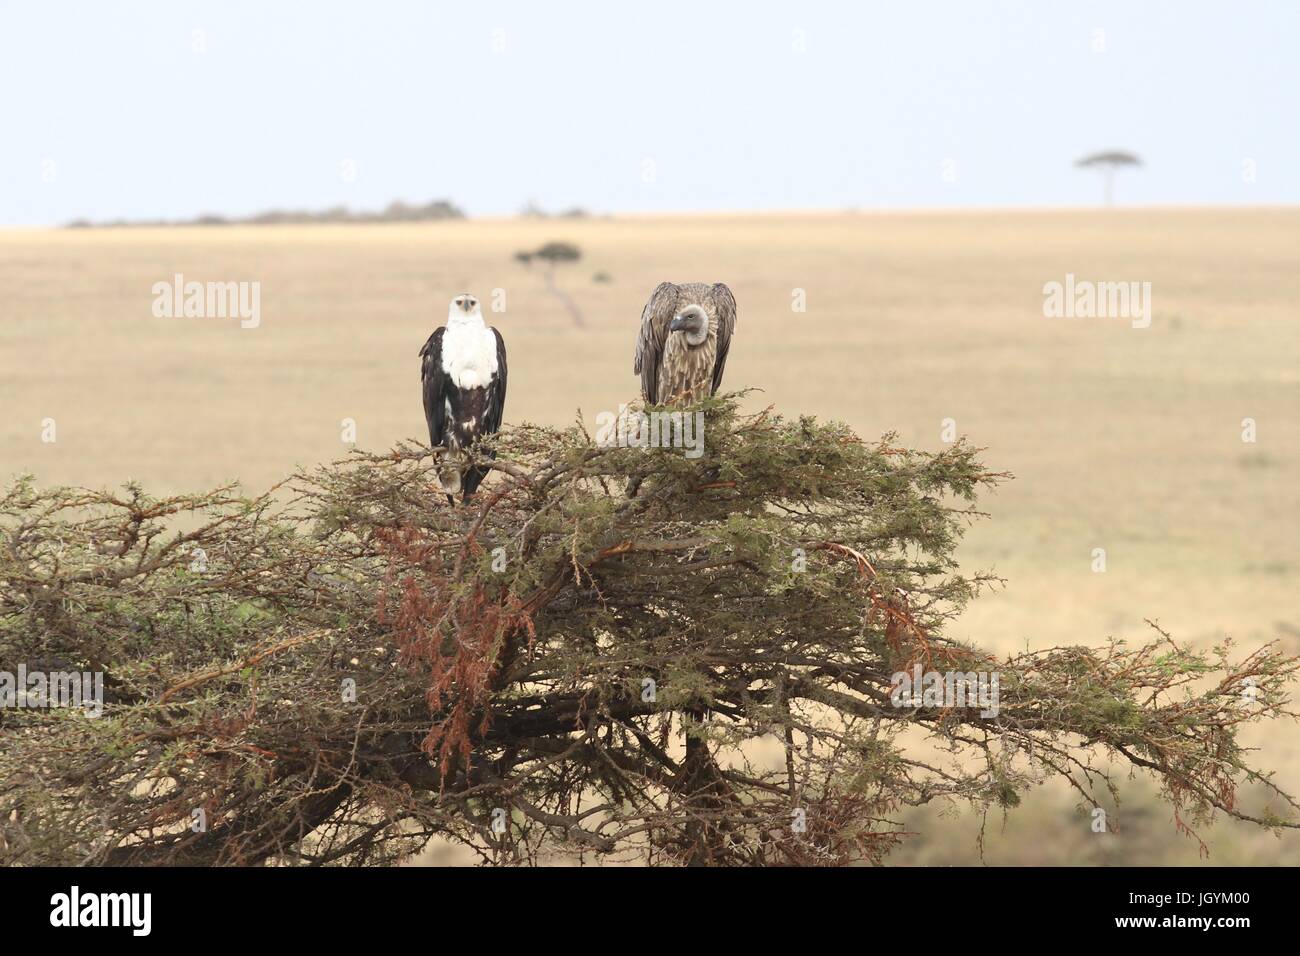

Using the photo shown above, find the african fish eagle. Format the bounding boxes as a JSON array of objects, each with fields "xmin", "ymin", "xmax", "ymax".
[{"xmin": 420, "ymin": 293, "xmax": 507, "ymax": 502}]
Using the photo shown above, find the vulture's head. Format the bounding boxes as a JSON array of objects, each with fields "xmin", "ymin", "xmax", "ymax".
[
  {"xmin": 448, "ymin": 293, "xmax": 482, "ymax": 323},
  {"xmin": 668, "ymin": 304, "xmax": 710, "ymax": 347}
]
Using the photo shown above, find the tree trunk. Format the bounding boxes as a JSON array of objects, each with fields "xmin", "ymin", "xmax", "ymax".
[{"xmin": 544, "ymin": 269, "xmax": 585, "ymax": 328}]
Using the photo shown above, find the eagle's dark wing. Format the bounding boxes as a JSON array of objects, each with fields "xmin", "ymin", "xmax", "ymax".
[
  {"xmin": 708, "ymin": 283, "xmax": 737, "ymax": 395},
  {"xmin": 483, "ymin": 327, "xmax": 508, "ymax": 434},
  {"xmin": 419, "ymin": 328, "xmax": 447, "ymax": 448},
  {"xmin": 460, "ymin": 328, "xmax": 508, "ymax": 501},
  {"xmin": 633, "ymin": 282, "xmax": 679, "ymax": 404}
]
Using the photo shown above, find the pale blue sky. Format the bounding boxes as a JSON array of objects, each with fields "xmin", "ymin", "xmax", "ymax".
[{"xmin": 1, "ymin": 0, "xmax": 1296, "ymax": 225}]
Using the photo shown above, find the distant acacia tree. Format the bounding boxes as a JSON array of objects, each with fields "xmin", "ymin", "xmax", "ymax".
[
  {"xmin": 3, "ymin": 397, "xmax": 1297, "ymax": 866},
  {"xmin": 1076, "ymin": 151, "xmax": 1142, "ymax": 206},
  {"xmin": 517, "ymin": 201, "xmax": 589, "ymax": 219},
  {"xmin": 515, "ymin": 241, "xmax": 585, "ymax": 327}
]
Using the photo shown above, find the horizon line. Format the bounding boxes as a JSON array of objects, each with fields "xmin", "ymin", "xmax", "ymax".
[{"xmin": 3, "ymin": 201, "xmax": 1299, "ymax": 233}]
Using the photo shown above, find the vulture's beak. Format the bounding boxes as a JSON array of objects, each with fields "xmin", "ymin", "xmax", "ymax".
[{"xmin": 669, "ymin": 315, "xmax": 689, "ymax": 332}]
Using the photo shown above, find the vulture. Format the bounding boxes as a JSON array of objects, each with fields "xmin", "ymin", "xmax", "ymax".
[
  {"xmin": 634, "ymin": 282, "xmax": 737, "ymax": 405},
  {"xmin": 420, "ymin": 293, "xmax": 507, "ymax": 503}
]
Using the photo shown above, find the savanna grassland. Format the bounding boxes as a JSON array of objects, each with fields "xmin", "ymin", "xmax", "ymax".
[{"xmin": 1, "ymin": 208, "xmax": 1297, "ymax": 864}]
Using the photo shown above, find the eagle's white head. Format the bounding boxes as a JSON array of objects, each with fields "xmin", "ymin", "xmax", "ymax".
[{"xmin": 448, "ymin": 293, "xmax": 483, "ymax": 326}]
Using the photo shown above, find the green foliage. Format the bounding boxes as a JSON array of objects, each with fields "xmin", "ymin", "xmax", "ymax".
[{"xmin": 1, "ymin": 398, "xmax": 1296, "ymax": 865}]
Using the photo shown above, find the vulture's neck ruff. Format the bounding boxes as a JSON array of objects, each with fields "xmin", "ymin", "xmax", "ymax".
[{"xmin": 670, "ymin": 305, "xmax": 711, "ymax": 347}]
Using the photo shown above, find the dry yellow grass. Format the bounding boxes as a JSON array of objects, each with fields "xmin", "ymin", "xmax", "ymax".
[{"xmin": 2, "ymin": 208, "xmax": 1297, "ymax": 863}]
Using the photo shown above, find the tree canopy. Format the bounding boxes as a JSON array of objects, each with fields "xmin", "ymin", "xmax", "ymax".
[
  {"xmin": 1075, "ymin": 151, "xmax": 1142, "ymax": 169},
  {"xmin": 1, "ymin": 397, "xmax": 1295, "ymax": 865},
  {"xmin": 1075, "ymin": 151, "xmax": 1143, "ymax": 205}
]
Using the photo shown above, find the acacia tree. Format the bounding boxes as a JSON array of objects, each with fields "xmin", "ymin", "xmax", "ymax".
[
  {"xmin": 515, "ymin": 241, "xmax": 585, "ymax": 327},
  {"xmin": 1076, "ymin": 151, "xmax": 1142, "ymax": 206},
  {"xmin": 1, "ymin": 397, "xmax": 1296, "ymax": 866}
]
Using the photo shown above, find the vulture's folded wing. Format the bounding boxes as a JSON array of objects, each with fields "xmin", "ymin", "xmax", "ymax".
[
  {"xmin": 709, "ymin": 282, "xmax": 737, "ymax": 395},
  {"xmin": 634, "ymin": 282, "xmax": 679, "ymax": 404}
]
